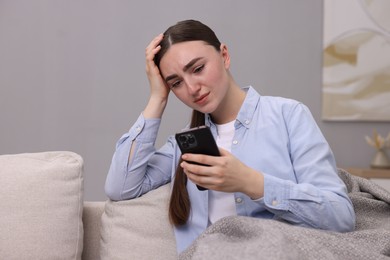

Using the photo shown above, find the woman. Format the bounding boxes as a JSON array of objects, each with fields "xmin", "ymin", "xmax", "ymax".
[{"xmin": 105, "ymin": 19, "xmax": 355, "ymax": 253}]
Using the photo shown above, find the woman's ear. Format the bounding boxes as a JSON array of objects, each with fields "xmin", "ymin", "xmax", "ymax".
[{"xmin": 220, "ymin": 43, "xmax": 231, "ymax": 69}]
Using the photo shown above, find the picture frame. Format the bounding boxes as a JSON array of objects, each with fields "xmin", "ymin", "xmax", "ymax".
[{"xmin": 322, "ymin": 0, "xmax": 390, "ymax": 121}]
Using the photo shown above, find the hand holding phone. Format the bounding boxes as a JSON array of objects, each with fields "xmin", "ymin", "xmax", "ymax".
[{"xmin": 175, "ymin": 126, "xmax": 220, "ymax": 190}]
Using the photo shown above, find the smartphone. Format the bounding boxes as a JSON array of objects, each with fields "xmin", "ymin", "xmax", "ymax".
[{"xmin": 175, "ymin": 125, "xmax": 220, "ymax": 190}]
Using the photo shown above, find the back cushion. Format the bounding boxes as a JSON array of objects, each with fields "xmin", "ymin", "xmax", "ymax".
[
  {"xmin": 100, "ymin": 184, "xmax": 177, "ymax": 259},
  {"xmin": 0, "ymin": 151, "xmax": 84, "ymax": 260}
]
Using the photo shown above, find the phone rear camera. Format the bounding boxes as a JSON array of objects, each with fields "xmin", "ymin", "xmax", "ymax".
[
  {"xmin": 188, "ymin": 136, "xmax": 195, "ymax": 144},
  {"xmin": 178, "ymin": 133, "xmax": 197, "ymax": 149},
  {"xmin": 179, "ymin": 135, "xmax": 187, "ymax": 143}
]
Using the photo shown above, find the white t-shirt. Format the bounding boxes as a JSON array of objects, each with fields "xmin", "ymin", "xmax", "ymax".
[{"xmin": 208, "ymin": 120, "xmax": 237, "ymax": 224}]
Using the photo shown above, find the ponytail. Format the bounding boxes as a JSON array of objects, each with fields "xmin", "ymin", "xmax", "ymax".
[{"xmin": 169, "ymin": 110, "xmax": 205, "ymax": 226}]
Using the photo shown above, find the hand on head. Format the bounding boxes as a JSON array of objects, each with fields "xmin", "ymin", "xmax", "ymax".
[{"xmin": 145, "ymin": 33, "xmax": 170, "ymax": 102}]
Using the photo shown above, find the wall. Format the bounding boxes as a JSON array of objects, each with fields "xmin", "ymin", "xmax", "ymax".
[{"xmin": 1, "ymin": 0, "xmax": 389, "ymax": 201}]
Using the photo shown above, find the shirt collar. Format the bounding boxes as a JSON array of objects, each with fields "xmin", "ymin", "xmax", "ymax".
[
  {"xmin": 205, "ymin": 86, "xmax": 261, "ymax": 129},
  {"xmin": 235, "ymin": 86, "xmax": 260, "ymax": 129}
]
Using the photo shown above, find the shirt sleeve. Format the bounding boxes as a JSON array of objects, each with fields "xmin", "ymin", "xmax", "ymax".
[
  {"xmin": 104, "ymin": 113, "xmax": 174, "ymax": 201},
  {"xmin": 259, "ymin": 103, "xmax": 355, "ymax": 232}
]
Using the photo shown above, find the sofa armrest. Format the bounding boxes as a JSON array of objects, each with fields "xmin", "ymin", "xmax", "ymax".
[{"xmin": 82, "ymin": 201, "xmax": 105, "ymax": 260}]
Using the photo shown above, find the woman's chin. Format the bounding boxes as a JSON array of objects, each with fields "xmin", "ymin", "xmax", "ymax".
[{"xmin": 194, "ymin": 105, "xmax": 216, "ymax": 115}]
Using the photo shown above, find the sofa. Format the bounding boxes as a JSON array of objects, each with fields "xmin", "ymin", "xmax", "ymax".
[
  {"xmin": 0, "ymin": 151, "xmax": 178, "ymax": 260},
  {"xmin": 3, "ymin": 151, "xmax": 390, "ymax": 259}
]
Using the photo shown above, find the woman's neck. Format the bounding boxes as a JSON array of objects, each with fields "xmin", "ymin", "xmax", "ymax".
[{"xmin": 211, "ymin": 83, "xmax": 246, "ymax": 124}]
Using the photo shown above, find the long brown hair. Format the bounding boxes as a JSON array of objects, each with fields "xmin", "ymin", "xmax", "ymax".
[
  {"xmin": 154, "ymin": 20, "xmax": 221, "ymax": 226},
  {"xmin": 169, "ymin": 110, "xmax": 204, "ymax": 226}
]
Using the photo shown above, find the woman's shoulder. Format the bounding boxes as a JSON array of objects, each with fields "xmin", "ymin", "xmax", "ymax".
[
  {"xmin": 247, "ymin": 86, "xmax": 303, "ymax": 108},
  {"xmin": 259, "ymin": 95, "xmax": 305, "ymax": 112}
]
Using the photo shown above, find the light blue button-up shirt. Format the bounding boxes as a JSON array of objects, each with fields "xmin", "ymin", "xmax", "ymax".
[{"xmin": 105, "ymin": 86, "xmax": 356, "ymax": 253}]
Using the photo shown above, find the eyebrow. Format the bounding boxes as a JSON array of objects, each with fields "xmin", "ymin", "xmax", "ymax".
[{"xmin": 165, "ymin": 57, "xmax": 203, "ymax": 82}]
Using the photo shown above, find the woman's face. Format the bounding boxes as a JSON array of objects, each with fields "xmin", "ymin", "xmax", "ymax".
[{"xmin": 159, "ymin": 40, "xmax": 231, "ymax": 114}]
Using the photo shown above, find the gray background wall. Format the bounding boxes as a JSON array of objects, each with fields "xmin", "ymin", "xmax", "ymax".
[{"xmin": 1, "ymin": 0, "xmax": 389, "ymax": 201}]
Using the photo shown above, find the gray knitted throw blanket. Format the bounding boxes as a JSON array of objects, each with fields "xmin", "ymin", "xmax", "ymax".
[{"xmin": 179, "ymin": 169, "xmax": 390, "ymax": 260}]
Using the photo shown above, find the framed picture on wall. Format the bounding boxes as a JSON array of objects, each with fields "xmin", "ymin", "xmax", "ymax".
[{"xmin": 322, "ymin": 0, "xmax": 390, "ymax": 121}]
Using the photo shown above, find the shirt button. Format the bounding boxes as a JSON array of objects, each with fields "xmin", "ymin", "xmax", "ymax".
[
  {"xmin": 232, "ymin": 140, "xmax": 238, "ymax": 145},
  {"xmin": 235, "ymin": 197, "xmax": 243, "ymax": 203},
  {"xmin": 245, "ymin": 120, "xmax": 250, "ymax": 125},
  {"xmin": 135, "ymin": 126, "xmax": 141, "ymax": 132},
  {"xmin": 272, "ymin": 200, "xmax": 278, "ymax": 206}
]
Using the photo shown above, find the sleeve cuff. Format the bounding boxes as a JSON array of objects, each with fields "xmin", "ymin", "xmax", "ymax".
[
  {"xmin": 128, "ymin": 113, "xmax": 161, "ymax": 143},
  {"xmin": 261, "ymin": 174, "xmax": 291, "ymax": 211}
]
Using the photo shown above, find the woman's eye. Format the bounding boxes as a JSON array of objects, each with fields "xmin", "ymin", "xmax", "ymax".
[
  {"xmin": 193, "ymin": 65, "xmax": 204, "ymax": 73},
  {"xmin": 171, "ymin": 80, "xmax": 182, "ymax": 88}
]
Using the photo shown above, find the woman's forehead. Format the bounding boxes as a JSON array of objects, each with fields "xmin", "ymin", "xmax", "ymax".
[{"xmin": 160, "ymin": 41, "xmax": 216, "ymax": 67}]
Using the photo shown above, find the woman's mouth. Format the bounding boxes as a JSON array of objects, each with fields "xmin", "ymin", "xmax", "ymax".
[{"xmin": 194, "ymin": 93, "xmax": 210, "ymax": 105}]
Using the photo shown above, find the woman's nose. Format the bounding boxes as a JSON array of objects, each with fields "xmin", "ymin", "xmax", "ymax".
[{"xmin": 186, "ymin": 79, "xmax": 201, "ymax": 94}]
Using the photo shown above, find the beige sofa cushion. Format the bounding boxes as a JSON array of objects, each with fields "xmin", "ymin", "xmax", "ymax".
[
  {"xmin": 0, "ymin": 151, "xmax": 84, "ymax": 260},
  {"xmin": 100, "ymin": 184, "xmax": 177, "ymax": 259}
]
